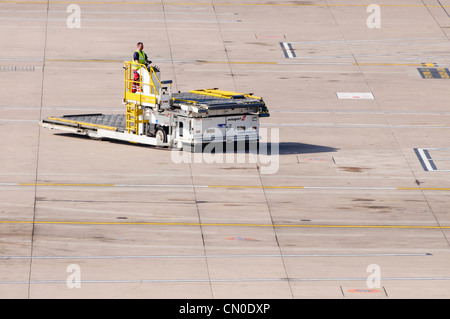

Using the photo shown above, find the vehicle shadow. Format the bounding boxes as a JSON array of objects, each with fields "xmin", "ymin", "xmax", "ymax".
[
  {"xmin": 275, "ymin": 142, "xmax": 339, "ymax": 155},
  {"xmin": 183, "ymin": 141, "xmax": 338, "ymax": 155},
  {"xmin": 52, "ymin": 133, "xmax": 339, "ymax": 155}
]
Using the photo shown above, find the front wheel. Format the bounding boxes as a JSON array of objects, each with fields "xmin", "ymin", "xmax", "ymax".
[{"xmin": 155, "ymin": 128, "xmax": 167, "ymax": 145}]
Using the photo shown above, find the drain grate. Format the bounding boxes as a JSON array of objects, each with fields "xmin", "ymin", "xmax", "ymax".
[{"xmin": 0, "ymin": 66, "xmax": 35, "ymax": 72}]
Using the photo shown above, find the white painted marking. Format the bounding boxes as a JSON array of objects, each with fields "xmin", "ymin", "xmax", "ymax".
[
  {"xmin": 271, "ymin": 109, "xmax": 450, "ymax": 115},
  {"xmin": 336, "ymin": 92, "xmax": 374, "ymax": 99},
  {"xmin": 261, "ymin": 123, "xmax": 450, "ymax": 129},
  {"xmin": 417, "ymin": 148, "xmax": 435, "ymax": 171},
  {"xmin": 0, "ymin": 119, "xmax": 40, "ymax": 124},
  {"xmin": 0, "ymin": 253, "xmax": 430, "ymax": 260},
  {"xmin": 282, "ymin": 42, "xmax": 295, "ymax": 58},
  {"xmin": 416, "ymin": 148, "xmax": 450, "ymax": 171},
  {"xmin": 3, "ymin": 276, "xmax": 450, "ymax": 285},
  {"xmin": 304, "ymin": 186, "xmax": 397, "ymax": 190}
]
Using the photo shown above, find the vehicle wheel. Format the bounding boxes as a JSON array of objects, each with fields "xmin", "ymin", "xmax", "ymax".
[{"xmin": 155, "ymin": 127, "xmax": 167, "ymax": 144}]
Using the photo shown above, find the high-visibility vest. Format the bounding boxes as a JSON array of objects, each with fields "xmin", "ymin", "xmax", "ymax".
[{"xmin": 133, "ymin": 50, "xmax": 146, "ymax": 70}]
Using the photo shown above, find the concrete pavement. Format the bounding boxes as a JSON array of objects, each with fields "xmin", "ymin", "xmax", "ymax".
[{"xmin": 1, "ymin": 0, "xmax": 450, "ymax": 298}]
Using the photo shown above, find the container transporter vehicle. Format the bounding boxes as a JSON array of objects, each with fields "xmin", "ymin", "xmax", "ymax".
[{"xmin": 40, "ymin": 61, "xmax": 270, "ymax": 151}]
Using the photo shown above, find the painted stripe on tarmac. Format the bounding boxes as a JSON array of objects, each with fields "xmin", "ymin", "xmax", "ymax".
[
  {"xmin": 1, "ymin": 1, "xmax": 448, "ymax": 8},
  {"xmin": 2, "ymin": 276, "xmax": 450, "ymax": 285},
  {"xmin": 0, "ymin": 253, "xmax": 432, "ymax": 260},
  {"xmin": 2, "ymin": 57, "xmax": 446, "ymax": 67},
  {"xmin": 261, "ymin": 123, "xmax": 450, "ymax": 129},
  {"xmin": 7, "ymin": 120, "xmax": 448, "ymax": 129},
  {"xmin": 1, "ymin": 183, "xmax": 450, "ymax": 192},
  {"xmin": 0, "ymin": 220, "xmax": 449, "ymax": 229}
]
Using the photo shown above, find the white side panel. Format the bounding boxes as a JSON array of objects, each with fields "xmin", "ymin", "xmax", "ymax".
[
  {"xmin": 192, "ymin": 117, "xmax": 226, "ymax": 142},
  {"xmin": 140, "ymin": 68, "xmax": 151, "ymax": 96},
  {"xmin": 160, "ymin": 93, "xmax": 171, "ymax": 110},
  {"xmin": 176, "ymin": 117, "xmax": 191, "ymax": 138},
  {"xmin": 139, "ymin": 67, "xmax": 159, "ymax": 108},
  {"xmin": 151, "ymin": 111, "xmax": 171, "ymax": 126},
  {"xmin": 226, "ymin": 115, "xmax": 259, "ymax": 139},
  {"xmin": 192, "ymin": 118, "xmax": 203, "ymax": 141}
]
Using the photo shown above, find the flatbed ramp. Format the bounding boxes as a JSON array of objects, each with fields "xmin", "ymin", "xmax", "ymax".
[
  {"xmin": 42, "ymin": 113, "xmax": 162, "ymax": 146},
  {"xmin": 43, "ymin": 114, "xmax": 126, "ymax": 132}
]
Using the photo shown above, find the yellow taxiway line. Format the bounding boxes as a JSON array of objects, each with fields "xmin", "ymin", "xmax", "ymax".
[
  {"xmin": 1, "ymin": 183, "xmax": 450, "ymax": 191},
  {"xmin": 1, "ymin": 220, "xmax": 449, "ymax": 229},
  {"xmin": 197, "ymin": 61, "xmax": 278, "ymax": 65},
  {"xmin": 2, "ymin": 1, "xmax": 449, "ymax": 8}
]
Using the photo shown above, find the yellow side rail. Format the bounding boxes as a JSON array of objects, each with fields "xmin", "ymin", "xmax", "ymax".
[
  {"xmin": 123, "ymin": 61, "xmax": 160, "ymax": 106},
  {"xmin": 189, "ymin": 89, "xmax": 262, "ymax": 100},
  {"xmin": 189, "ymin": 88, "xmax": 269, "ymax": 117}
]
